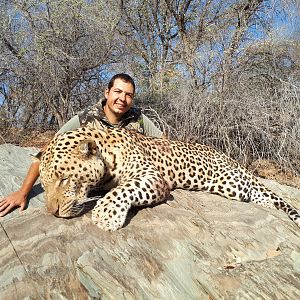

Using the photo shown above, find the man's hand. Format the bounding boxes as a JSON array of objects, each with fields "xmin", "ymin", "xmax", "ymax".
[
  {"xmin": 0, "ymin": 161, "xmax": 41, "ymax": 217},
  {"xmin": 0, "ymin": 190, "xmax": 27, "ymax": 217}
]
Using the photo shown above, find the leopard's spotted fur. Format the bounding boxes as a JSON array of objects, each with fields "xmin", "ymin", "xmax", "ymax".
[{"xmin": 39, "ymin": 126, "xmax": 300, "ymax": 231}]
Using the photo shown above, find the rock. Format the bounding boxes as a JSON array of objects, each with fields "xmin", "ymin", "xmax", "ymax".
[{"xmin": 1, "ymin": 144, "xmax": 300, "ymax": 299}]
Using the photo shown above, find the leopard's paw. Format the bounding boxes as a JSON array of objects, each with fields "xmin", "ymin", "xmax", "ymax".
[{"xmin": 91, "ymin": 202, "xmax": 128, "ymax": 231}]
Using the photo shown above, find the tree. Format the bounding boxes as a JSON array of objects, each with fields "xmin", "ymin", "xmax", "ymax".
[{"xmin": 0, "ymin": 0, "xmax": 122, "ymax": 128}]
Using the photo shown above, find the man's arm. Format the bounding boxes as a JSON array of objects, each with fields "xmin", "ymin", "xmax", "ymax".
[
  {"xmin": 0, "ymin": 161, "xmax": 40, "ymax": 216},
  {"xmin": 142, "ymin": 114, "xmax": 166, "ymax": 138},
  {"xmin": 0, "ymin": 132, "xmax": 54, "ymax": 216},
  {"xmin": 57, "ymin": 115, "xmax": 80, "ymax": 134}
]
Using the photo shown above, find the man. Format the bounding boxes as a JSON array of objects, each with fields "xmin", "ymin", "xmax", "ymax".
[{"xmin": 0, "ymin": 73, "xmax": 164, "ymax": 217}]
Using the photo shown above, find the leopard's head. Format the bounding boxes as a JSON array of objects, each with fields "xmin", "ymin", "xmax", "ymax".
[{"xmin": 39, "ymin": 128, "xmax": 106, "ymax": 218}]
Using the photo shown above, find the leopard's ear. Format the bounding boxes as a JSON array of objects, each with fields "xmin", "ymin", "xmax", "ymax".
[
  {"xmin": 30, "ymin": 151, "xmax": 43, "ymax": 162},
  {"xmin": 77, "ymin": 140, "xmax": 97, "ymax": 156}
]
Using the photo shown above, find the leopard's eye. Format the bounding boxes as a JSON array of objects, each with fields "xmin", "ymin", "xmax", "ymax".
[{"xmin": 59, "ymin": 177, "xmax": 69, "ymax": 187}]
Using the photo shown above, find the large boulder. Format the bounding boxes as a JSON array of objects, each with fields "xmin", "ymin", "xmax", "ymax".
[{"xmin": 1, "ymin": 144, "xmax": 300, "ymax": 299}]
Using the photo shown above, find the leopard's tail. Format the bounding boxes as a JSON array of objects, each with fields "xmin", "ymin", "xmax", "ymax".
[{"xmin": 251, "ymin": 177, "xmax": 300, "ymax": 227}]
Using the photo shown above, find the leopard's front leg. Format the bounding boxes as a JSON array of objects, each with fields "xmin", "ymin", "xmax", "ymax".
[
  {"xmin": 91, "ymin": 174, "xmax": 170, "ymax": 231},
  {"xmin": 91, "ymin": 189, "xmax": 131, "ymax": 231}
]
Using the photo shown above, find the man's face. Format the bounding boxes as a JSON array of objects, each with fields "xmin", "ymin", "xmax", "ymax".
[{"xmin": 104, "ymin": 78, "xmax": 134, "ymax": 116}]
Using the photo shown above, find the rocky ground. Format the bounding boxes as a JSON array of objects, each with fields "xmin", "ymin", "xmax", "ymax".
[{"xmin": 1, "ymin": 143, "xmax": 300, "ymax": 299}]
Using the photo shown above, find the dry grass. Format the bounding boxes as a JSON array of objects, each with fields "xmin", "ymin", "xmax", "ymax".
[
  {"xmin": 0, "ymin": 128, "xmax": 56, "ymax": 148},
  {"xmin": 249, "ymin": 159, "xmax": 300, "ymax": 189},
  {"xmin": 147, "ymin": 78, "xmax": 300, "ymax": 174},
  {"xmin": 141, "ymin": 78, "xmax": 300, "ymax": 188}
]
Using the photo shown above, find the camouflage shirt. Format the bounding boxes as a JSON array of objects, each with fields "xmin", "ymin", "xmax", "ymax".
[{"xmin": 78, "ymin": 98, "xmax": 144, "ymax": 134}]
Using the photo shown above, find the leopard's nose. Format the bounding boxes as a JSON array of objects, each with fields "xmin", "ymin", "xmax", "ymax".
[
  {"xmin": 46, "ymin": 201, "xmax": 59, "ymax": 216},
  {"xmin": 52, "ymin": 209, "xmax": 60, "ymax": 217}
]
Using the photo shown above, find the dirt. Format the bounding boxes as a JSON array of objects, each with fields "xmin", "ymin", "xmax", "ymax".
[{"xmin": 250, "ymin": 159, "xmax": 300, "ymax": 189}]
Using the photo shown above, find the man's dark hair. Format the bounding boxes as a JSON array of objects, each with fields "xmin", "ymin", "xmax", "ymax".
[{"xmin": 108, "ymin": 73, "xmax": 135, "ymax": 93}]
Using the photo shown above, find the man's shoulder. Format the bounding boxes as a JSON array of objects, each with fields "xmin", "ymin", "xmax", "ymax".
[
  {"xmin": 140, "ymin": 112, "xmax": 163, "ymax": 138},
  {"xmin": 78, "ymin": 99, "xmax": 106, "ymax": 125}
]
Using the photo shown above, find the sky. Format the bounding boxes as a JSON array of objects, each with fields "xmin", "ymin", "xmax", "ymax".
[{"xmin": 272, "ymin": 1, "xmax": 300, "ymax": 39}]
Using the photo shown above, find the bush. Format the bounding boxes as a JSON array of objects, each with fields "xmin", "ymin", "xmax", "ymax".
[{"xmin": 145, "ymin": 76, "xmax": 300, "ymax": 176}]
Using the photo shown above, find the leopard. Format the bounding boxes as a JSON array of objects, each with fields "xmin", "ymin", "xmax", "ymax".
[{"xmin": 38, "ymin": 126, "xmax": 300, "ymax": 231}]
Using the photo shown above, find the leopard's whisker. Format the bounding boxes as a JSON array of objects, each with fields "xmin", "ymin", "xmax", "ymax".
[{"xmin": 76, "ymin": 195, "xmax": 103, "ymax": 205}]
